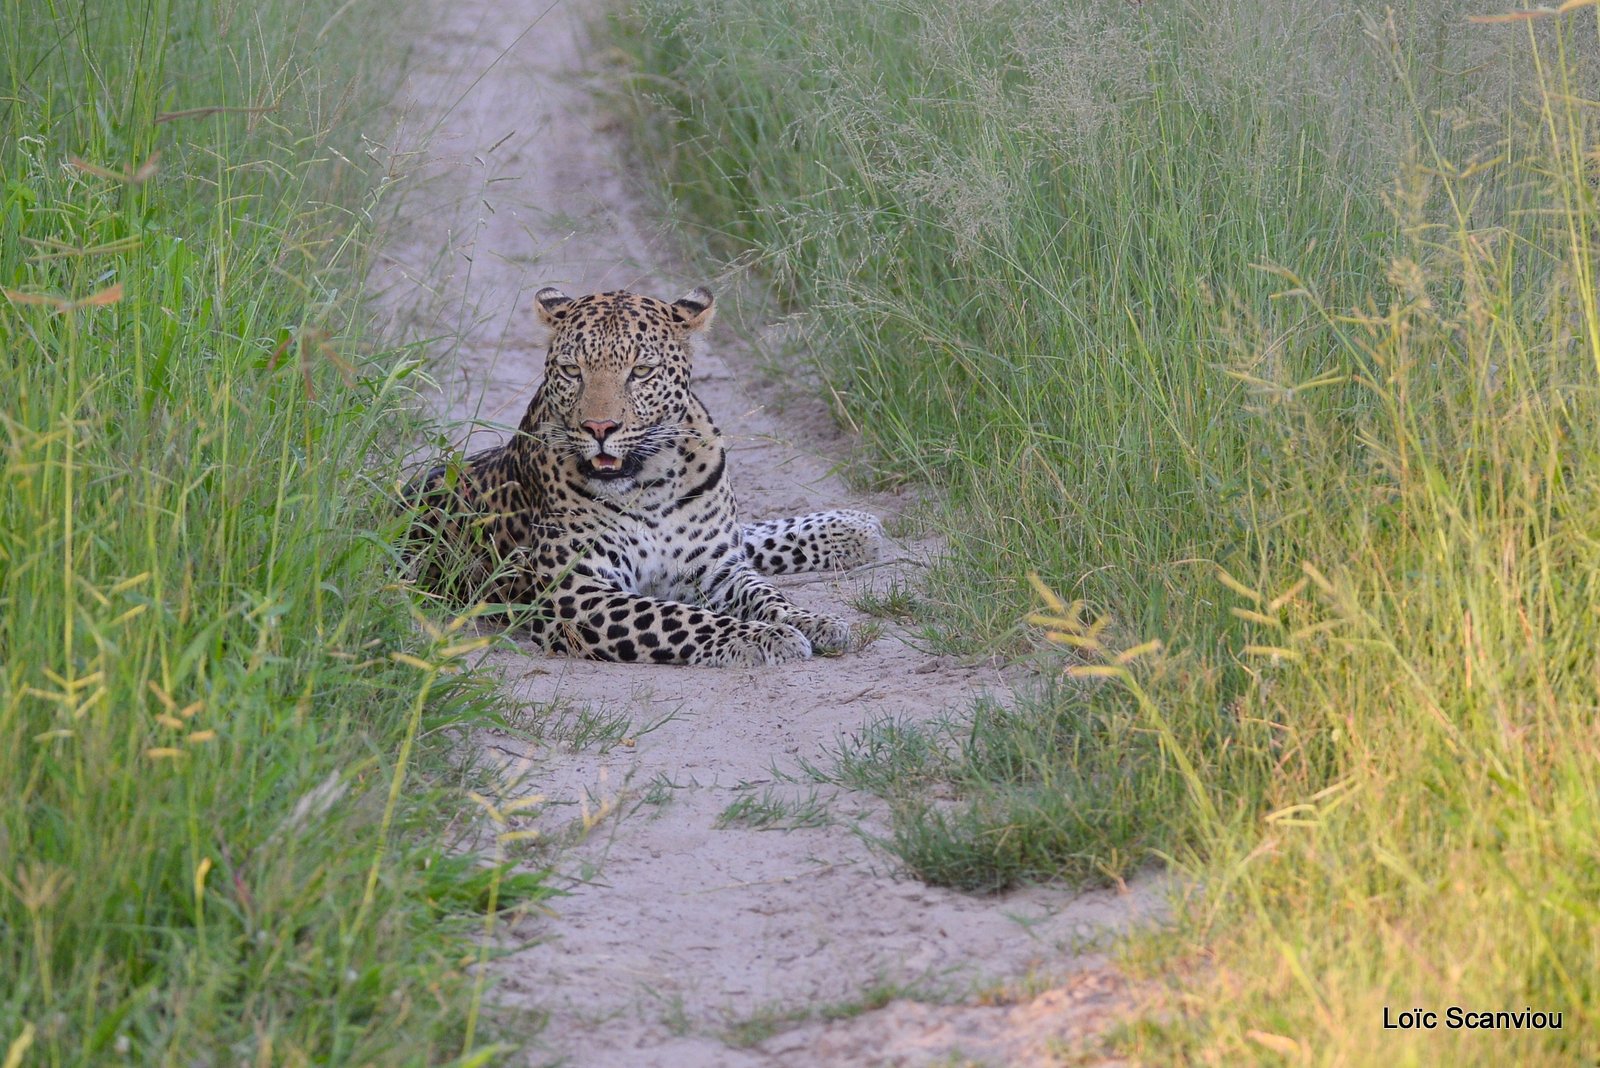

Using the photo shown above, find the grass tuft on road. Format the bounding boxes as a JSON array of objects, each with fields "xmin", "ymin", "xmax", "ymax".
[
  {"xmin": 613, "ymin": 0, "xmax": 1600, "ymax": 1062},
  {"xmin": 0, "ymin": 1, "xmax": 547, "ymax": 1062}
]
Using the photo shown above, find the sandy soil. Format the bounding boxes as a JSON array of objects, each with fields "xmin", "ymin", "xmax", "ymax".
[{"xmin": 374, "ymin": 1, "xmax": 1163, "ymax": 1064}]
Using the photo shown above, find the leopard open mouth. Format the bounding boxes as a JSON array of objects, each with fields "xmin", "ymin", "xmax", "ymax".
[{"xmin": 584, "ymin": 452, "xmax": 643, "ymax": 481}]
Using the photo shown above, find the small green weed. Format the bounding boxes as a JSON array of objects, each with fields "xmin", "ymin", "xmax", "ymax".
[
  {"xmin": 850, "ymin": 578, "xmax": 924, "ymax": 622},
  {"xmin": 801, "ymin": 714, "xmax": 947, "ymax": 797},
  {"xmin": 544, "ymin": 703, "xmax": 679, "ymax": 754},
  {"xmin": 659, "ymin": 994, "xmax": 692, "ymax": 1037},
  {"xmin": 716, "ymin": 784, "xmax": 833, "ymax": 831},
  {"xmin": 636, "ymin": 771, "xmax": 696, "ymax": 810},
  {"xmin": 721, "ymin": 978, "xmax": 924, "ymax": 1047},
  {"xmin": 721, "ymin": 1003, "xmax": 813, "ymax": 1048}
]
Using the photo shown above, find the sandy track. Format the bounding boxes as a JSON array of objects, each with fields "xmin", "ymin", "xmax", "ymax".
[{"xmin": 375, "ymin": 1, "xmax": 1160, "ymax": 1064}]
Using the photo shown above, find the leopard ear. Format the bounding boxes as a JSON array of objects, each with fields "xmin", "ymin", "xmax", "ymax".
[
  {"xmin": 535, "ymin": 287, "xmax": 574, "ymax": 326},
  {"xmin": 670, "ymin": 287, "xmax": 715, "ymax": 332}
]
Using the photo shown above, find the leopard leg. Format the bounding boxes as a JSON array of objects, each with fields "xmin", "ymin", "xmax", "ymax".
[
  {"xmin": 698, "ymin": 553, "xmax": 853, "ymax": 653},
  {"xmin": 742, "ymin": 509, "xmax": 883, "ymax": 576},
  {"xmin": 540, "ymin": 568, "xmax": 812, "ymax": 666}
]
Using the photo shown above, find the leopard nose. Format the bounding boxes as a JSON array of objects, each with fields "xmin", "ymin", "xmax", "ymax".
[{"xmin": 581, "ymin": 419, "xmax": 619, "ymax": 443}]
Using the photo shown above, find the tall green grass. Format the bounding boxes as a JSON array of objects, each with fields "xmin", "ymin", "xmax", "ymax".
[
  {"xmin": 0, "ymin": 2, "xmax": 543, "ymax": 1062},
  {"xmin": 614, "ymin": 0, "xmax": 1599, "ymax": 1061}
]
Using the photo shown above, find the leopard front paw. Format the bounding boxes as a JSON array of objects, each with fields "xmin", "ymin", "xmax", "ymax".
[
  {"xmin": 786, "ymin": 611, "xmax": 853, "ymax": 654},
  {"xmin": 826, "ymin": 510, "xmax": 885, "ymax": 570},
  {"xmin": 704, "ymin": 622, "xmax": 813, "ymax": 666}
]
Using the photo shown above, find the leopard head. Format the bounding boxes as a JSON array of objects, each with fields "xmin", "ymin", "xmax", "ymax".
[{"xmin": 532, "ymin": 286, "xmax": 715, "ymax": 490}]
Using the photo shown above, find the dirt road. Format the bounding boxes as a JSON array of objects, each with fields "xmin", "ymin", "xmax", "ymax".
[{"xmin": 375, "ymin": 1, "xmax": 1160, "ymax": 1064}]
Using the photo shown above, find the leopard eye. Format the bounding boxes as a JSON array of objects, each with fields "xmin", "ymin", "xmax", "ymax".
[
  {"xmin": 555, "ymin": 363, "xmax": 581, "ymax": 379},
  {"xmin": 629, "ymin": 364, "xmax": 656, "ymax": 381}
]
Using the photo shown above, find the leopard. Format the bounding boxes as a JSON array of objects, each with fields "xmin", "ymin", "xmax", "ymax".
[{"xmin": 402, "ymin": 285, "xmax": 883, "ymax": 666}]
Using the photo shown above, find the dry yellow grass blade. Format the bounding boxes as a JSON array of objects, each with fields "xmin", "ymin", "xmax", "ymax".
[
  {"xmin": 194, "ymin": 858, "xmax": 213, "ymax": 902},
  {"xmin": 1241, "ymin": 644, "xmax": 1301, "ymax": 662},
  {"xmin": 1216, "ymin": 567, "xmax": 1264, "ymax": 603},
  {"xmin": 499, "ymin": 829, "xmax": 541, "ymax": 845},
  {"xmin": 2, "ymin": 282, "xmax": 124, "ymax": 311},
  {"xmin": 1244, "ymin": 1029, "xmax": 1304, "ymax": 1057},
  {"xmin": 67, "ymin": 151, "xmax": 160, "ymax": 183},
  {"xmin": 1041, "ymin": 629, "xmax": 1103, "ymax": 649},
  {"xmin": 108, "ymin": 572, "xmax": 151, "ymax": 594},
  {"xmin": 1066, "ymin": 664, "xmax": 1131, "ymax": 681},
  {"xmin": 1025, "ymin": 570, "xmax": 1068, "ymax": 613},
  {"xmin": 1115, "ymin": 639, "xmax": 1164, "ymax": 664},
  {"xmin": 1231, "ymin": 606, "xmax": 1281, "ymax": 627},
  {"xmin": 147, "ymin": 679, "xmax": 177, "ymax": 711},
  {"xmin": 2, "ymin": 1022, "xmax": 35, "ymax": 1068},
  {"xmin": 467, "ymin": 792, "xmax": 507, "ymax": 825},
  {"xmin": 439, "ymin": 636, "xmax": 492, "ymax": 659},
  {"xmin": 23, "ymin": 234, "xmax": 144, "ymax": 260},
  {"xmin": 1268, "ymin": 578, "xmax": 1309, "ymax": 612},
  {"xmin": 1299, "ymin": 560, "xmax": 1333, "ymax": 594}
]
